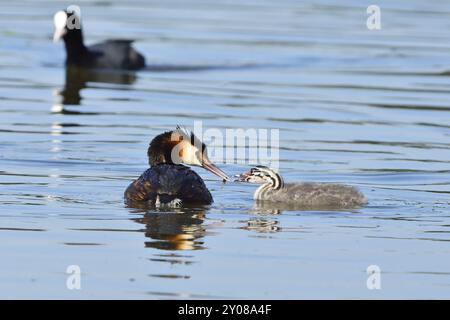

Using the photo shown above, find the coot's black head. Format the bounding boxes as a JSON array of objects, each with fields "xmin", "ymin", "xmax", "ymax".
[
  {"xmin": 147, "ymin": 126, "xmax": 230, "ymax": 181},
  {"xmin": 53, "ymin": 10, "xmax": 85, "ymax": 57}
]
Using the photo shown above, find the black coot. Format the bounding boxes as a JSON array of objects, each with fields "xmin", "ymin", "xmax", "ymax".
[{"xmin": 53, "ymin": 10, "xmax": 145, "ymax": 70}]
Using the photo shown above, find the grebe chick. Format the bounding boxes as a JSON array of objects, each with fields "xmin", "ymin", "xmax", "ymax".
[
  {"xmin": 239, "ymin": 166, "xmax": 367, "ymax": 209},
  {"xmin": 125, "ymin": 127, "xmax": 230, "ymax": 207},
  {"xmin": 53, "ymin": 10, "xmax": 145, "ymax": 70}
]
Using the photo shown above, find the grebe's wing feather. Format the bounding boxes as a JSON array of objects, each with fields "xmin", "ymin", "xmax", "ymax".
[
  {"xmin": 124, "ymin": 171, "xmax": 157, "ymax": 202},
  {"xmin": 155, "ymin": 165, "xmax": 213, "ymax": 204}
]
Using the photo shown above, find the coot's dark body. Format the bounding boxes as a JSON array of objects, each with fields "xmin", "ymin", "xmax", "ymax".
[
  {"xmin": 69, "ymin": 39, "xmax": 145, "ymax": 70},
  {"xmin": 125, "ymin": 164, "xmax": 213, "ymax": 205},
  {"xmin": 54, "ymin": 10, "xmax": 145, "ymax": 70}
]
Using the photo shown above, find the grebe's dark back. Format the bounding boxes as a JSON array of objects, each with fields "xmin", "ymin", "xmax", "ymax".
[{"xmin": 125, "ymin": 127, "xmax": 229, "ymax": 206}]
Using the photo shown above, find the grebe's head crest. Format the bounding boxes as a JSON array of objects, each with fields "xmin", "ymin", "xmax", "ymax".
[
  {"xmin": 239, "ymin": 166, "xmax": 284, "ymax": 189},
  {"xmin": 147, "ymin": 127, "xmax": 230, "ymax": 181}
]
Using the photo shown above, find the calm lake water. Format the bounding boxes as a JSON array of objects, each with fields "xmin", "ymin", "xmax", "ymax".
[{"xmin": 1, "ymin": 0, "xmax": 450, "ymax": 299}]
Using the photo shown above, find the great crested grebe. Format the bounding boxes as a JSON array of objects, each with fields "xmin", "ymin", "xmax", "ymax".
[
  {"xmin": 53, "ymin": 10, "xmax": 145, "ymax": 70},
  {"xmin": 239, "ymin": 166, "xmax": 367, "ymax": 209},
  {"xmin": 125, "ymin": 127, "xmax": 230, "ymax": 206}
]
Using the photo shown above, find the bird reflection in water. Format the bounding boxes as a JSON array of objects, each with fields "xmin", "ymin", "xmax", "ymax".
[
  {"xmin": 127, "ymin": 202, "xmax": 285, "ymax": 251},
  {"xmin": 53, "ymin": 66, "xmax": 137, "ymax": 109},
  {"xmin": 241, "ymin": 218, "xmax": 281, "ymax": 233},
  {"xmin": 242, "ymin": 204, "xmax": 283, "ymax": 233},
  {"xmin": 249, "ymin": 203, "xmax": 282, "ymax": 215},
  {"xmin": 128, "ymin": 203, "xmax": 208, "ymax": 251}
]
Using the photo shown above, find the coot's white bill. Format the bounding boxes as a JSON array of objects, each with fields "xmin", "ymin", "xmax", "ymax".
[{"xmin": 53, "ymin": 11, "xmax": 68, "ymax": 42}]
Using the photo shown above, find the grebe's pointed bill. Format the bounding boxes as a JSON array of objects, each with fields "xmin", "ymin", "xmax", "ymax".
[
  {"xmin": 202, "ymin": 158, "xmax": 230, "ymax": 182},
  {"xmin": 53, "ymin": 11, "xmax": 68, "ymax": 42}
]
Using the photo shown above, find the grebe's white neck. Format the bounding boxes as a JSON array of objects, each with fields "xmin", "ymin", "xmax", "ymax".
[
  {"xmin": 254, "ymin": 184, "xmax": 270, "ymax": 200},
  {"xmin": 251, "ymin": 167, "xmax": 284, "ymax": 200}
]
